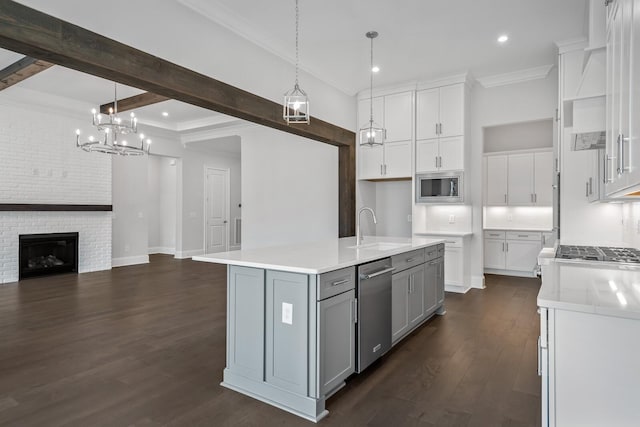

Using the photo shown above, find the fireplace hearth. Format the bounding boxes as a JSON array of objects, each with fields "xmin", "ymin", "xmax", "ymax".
[{"xmin": 19, "ymin": 232, "xmax": 78, "ymax": 280}]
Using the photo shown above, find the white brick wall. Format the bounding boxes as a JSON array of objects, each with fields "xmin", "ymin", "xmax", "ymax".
[
  {"xmin": 0, "ymin": 212, "xmax": 112, "ymax": 284},
  {"xmin": 0, "ymin": 101, "xmax": 113, "ymax": 283}
]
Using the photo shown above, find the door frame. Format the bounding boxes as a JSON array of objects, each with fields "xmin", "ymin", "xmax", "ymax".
[{"xmin": 203, "ymin": 166, "xmax": 231, "ymax": 254}]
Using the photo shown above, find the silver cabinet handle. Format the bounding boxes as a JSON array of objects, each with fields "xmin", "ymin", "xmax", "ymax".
[
  {"xmin": 383, "ymin": 164, "xmax": 387, "ymax": 175},
  {"xmin": 406, "ymin": 258, "xmax": 416, "ymax": 263},
  {"xmin": 435, "ymin": 123, "xmax": 439, "ymax": 135},
  {"xmin": 530, "ymin": 193, "xmax": 533, "ymax": 203},
  {"xmin": 617, "ymin": 134, "xmax": 624, "ymax": 175},
  {"xmin": 506, "ymin": 242, "xmax": 509, "ymax": 251},
  {"xmin": 586, "ymin": 181, "xmax": 589, "ymax": 197},
  {"xmin": 331, "ymin": 279, "xmax": 350, "ymax": 287},
  {"xmin": 622, "ymin": 134, "xmax": 630, "ymax": 173},
  {"xmin": 537, "ymin": 336, "xmax": 542, "ymax": 376},
  {"xmin": 435, "ymin": 157, "xmax": 438, "ymax": 168},
  {"xmin": 504, "ymin": 194, "xmax": 507, "ymax": 203},
  {"xmin": 517, "ymin": 234, "xmax": 529, "ymax": 238},
  {"xmin": 439, "ymin": 123, "xmax": 443, "ymax": 135},
  {"xmin": 535, "ymin": 193, "xmax": 537, "ymax": 203},
  {"xmin": 360, "ymin": 267, "xmax": 395, "ymax": 280},
  {"xmin": 542, "ymin": 235, "xmax": 546, "ymax": 245},
  {"xmin": 589, "ymin": 177, "xmax": 593, "ymax": 195},
  {"xmin": 502, "ymin": 242, "xmax": 505, "ymax": 252},
  {"xmin": 353, "ymin": 298, "xmax": 358, "ymax": 324},
  {"xmin": 605, "ymin": 154, "xmax": 615, "ymax": 183},
  {"xmin": 380, "ymin": 164, "xmax": 383, "ymax": 175}
]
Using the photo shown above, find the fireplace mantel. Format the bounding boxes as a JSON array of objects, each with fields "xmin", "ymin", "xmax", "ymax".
[{"xmin": 0, "ymin": 204, "xmax": 112, "ymax": 212}]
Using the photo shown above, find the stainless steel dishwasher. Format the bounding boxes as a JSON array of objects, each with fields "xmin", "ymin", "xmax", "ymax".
[{"xmin": 356, "ymin": 258, "xmax": 394, "ymax": 373}]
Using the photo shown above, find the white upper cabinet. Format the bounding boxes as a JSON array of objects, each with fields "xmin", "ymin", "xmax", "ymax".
[
  {"xmin": 438, "ymin": 84, "xmax": 465, "ymax": 138},
  {"xmin": 484, "ymin": 150, "xmax": 553, "ymax": 206},
  {"xmin": 358, "ymin": 92, "xmax": 412, "ymax": 180},
  {"xmin": 416, "ymin": 88, "xmax": 440, "ymax": 140},
  {"xmin": 415, "ymin": 83, "xmax": 466, "ymax": 173},
  {"xmin": 508, "ymin": 154, "xmax": 535, "ymax": 205},
  {"xmin": 384, "ymin": 92, "xmax": 413, "ymax": 142},
  {"xmin": 486, "ymin": 155, "xmax": 508, "ymax": 205},
  {"xmin": 605, "ymin": 0, "xmax": 640, "ymax": 196}
]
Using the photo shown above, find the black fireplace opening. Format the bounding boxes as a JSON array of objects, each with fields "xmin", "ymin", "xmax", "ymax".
[{"xmin": 19, "ymin": 232, "xmax": 79, "ymax": 280}]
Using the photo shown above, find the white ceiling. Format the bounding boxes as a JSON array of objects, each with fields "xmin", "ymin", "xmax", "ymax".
[{"xmin": 2, "ymin": 0, "xmax": 588, "ymax": 126}]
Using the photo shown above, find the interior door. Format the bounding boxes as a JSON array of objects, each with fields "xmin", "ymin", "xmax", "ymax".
[{"xmin": 205, "ymin": 167, "xmax": 228, "ymax": 253}]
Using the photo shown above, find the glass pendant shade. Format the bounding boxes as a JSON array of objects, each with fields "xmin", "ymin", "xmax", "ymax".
[
  {"xmin": 359, "ymin": 120, "xmax": 385, "ymax": 146},
  {"xmin": 283, "ymin": 83, "xmax": 310, "ymax": 124}
]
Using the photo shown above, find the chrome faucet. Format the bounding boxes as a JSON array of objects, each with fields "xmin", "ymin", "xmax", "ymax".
[{"xmin": 356, "ymin": 207, "xmax": 377, "ymax": 246}]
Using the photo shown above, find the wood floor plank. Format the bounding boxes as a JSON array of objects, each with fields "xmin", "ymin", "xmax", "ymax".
[{"xmin": 0, "ymin": 256, "xmax": 542, "ymax": 426}]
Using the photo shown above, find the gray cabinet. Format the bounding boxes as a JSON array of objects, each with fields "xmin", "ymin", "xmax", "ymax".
[
  {"xmin": 318, "ymin": 289, "xmax": 355, "ymax": 397},
  {"xmin": 392, "ymin": 263, "xmax": 427, "ymax": 343},
  {"xmin": 228, "ymin": 266, "xmax": 265, "ymax": 381},
  {"xmin": 265, "ymin": 270, "xmax": 310, "ymax": 395},
  {"xmin": 407, "ymin": 265, "xmax": 426, "ymax": 328},
  {"xmin": 435, "ymin": 257, "xmax": 444, "ymax": 305}
]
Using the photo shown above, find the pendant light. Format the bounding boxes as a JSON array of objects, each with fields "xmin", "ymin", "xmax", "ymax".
[
  {"xmin": 359, "ymin": 31, "xmax": 385, "ymax": 147},
  {"xmin": 283, "ymin": 0, "xmax": 310, "ymax": 124}
]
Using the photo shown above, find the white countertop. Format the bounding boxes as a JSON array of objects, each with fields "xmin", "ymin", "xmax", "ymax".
[
  {"xmin": 538, "ymin": 256, "xmax": 640, "ymax": 320},
  {"xmin": 484, "ymin": 227, "xmax": 553, "ymax": 232},
  {"xmin": 192, "ymin": 236, "xmax": 445, "ymax": 274},
  {"xmin": 414, "ymin": 231, "xmax": 473, "ymax": 237}
]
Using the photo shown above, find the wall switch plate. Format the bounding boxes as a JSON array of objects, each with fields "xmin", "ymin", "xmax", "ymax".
[
  {"xmin": 636, "ymin": 219, "xmax": 640, "ymax": 234},
  {"xmin": 407, "ymin": 214, "xmax": 412, "ymax": 223},
  {"xmin": 137, "ymin": 212, "xmax": 144, "ymax": 219},
  {"xmin": 282, "ymin": 302, "xmax": 293, "ymax": 325},
  {"xmin": 448, "ymin": 215, "xmax": 455, "ymax": 224},
  {"xmin": 507, "ymin": 214, "xmax": 513, "ymax": 221}
]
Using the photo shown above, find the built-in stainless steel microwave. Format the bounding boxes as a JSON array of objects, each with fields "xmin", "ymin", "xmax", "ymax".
[{"xmin": 416, "ymin": 172, "xmax": 463, "ymax": 203}]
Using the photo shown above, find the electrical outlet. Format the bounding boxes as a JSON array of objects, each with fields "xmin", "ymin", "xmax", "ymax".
[
  {"xmin": 507, "ymin": 214, "xmax": 513, "ymax": 221},
  {"xmin": 124, "ymin": 244, "xmax": 130, "ymax": 252},
  {"xmin": 137, "ymin": 212, "xmax": 144, "ymax": 219},
  {"xmin": 407, "ymin": 214, "xmax": 412, "ymax": 223},
  {"xmin": 282, "ymin": 302, "xmax": 293, "ymax": 325},
  {"xmin": 448, "ymin": 215, "xmax": 455, "ymax": 224}
]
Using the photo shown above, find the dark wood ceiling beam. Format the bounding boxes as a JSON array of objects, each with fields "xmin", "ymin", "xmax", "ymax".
[
  {"xmin": 100, "ymin": 92, "xmax": 169, "ymax": 114},
  {"xmin": 0, "ymin": 0, "xmax": 355, "ymax": 236},
  {"xmin": 0, "ymin": 55, "xmax": 52, "ymax": 90}
]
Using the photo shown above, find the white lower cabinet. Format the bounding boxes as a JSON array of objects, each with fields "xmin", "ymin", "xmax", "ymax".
[
  {"xmin": 484, "ymin": 230, "xmax": 542, "ymax": 276},
  {"xmin": 415, "ymin": 234, "xmax": 471, "ymax": 292},
  {"xmin": 444, "ymin": 245, "xmax": 463, "ymax": 286}
]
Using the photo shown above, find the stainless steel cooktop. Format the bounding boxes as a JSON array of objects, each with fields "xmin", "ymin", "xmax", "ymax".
[{"xmin": 556, "ymin": 245, "xmax": 640, "ymax": 264}]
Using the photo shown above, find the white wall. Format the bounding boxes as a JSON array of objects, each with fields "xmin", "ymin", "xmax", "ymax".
[
  {"xmin": 241, "ymin": 126, "xmax": 338, "ymax": 249},
  {"xmin": 469, "ymin": 74, "xmax": 558, "ymax": 284},
  {"xmin": 147, "ymin": 155, "xmax": 177, "ymax": 254},
  {"xmin": 484, "ymin": 119, "xmax": 553, "ymax": 153},
  {"xmin": 375, "ymin": 181, "xmax": 412, "ymax": 237},
  {"xmin": 413, "ymin": 205, "xmax": 473, "ymax": 234}
]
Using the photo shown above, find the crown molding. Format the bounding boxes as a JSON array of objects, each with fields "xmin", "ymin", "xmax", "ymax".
[
  {"xmin": 177, "ymin": 0, "xmax": 353, "ymax": 96},
  {"xmin": 555, "ymin": 36, "xmax": 588, "ymax": 54},
  {"xmin": 357, "ymin": 72, "xmax": 472, "ymax": 99},
  {"xmin": 475, "ymin": 65, "xmax": 554, "ymax": 89}
]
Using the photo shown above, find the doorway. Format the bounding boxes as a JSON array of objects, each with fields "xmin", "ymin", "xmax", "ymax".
[{"xmin": 205, "ymin": 167, "xmax": 230, "ymax": 253}]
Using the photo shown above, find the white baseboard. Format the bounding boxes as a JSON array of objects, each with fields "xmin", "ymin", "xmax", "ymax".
[
  {"xmin": 445, "ymin": 283, "xmax": 471, "ymax": 294},
  {"xmin": 471, "ymin": 275, "xmax": 486, "ymax": 289},
  {"xmin": 112, "ymin": 255, "xmax": 149, "ymax": 268},
  {"xmin": 148, "ymin": 247, "xmax": 176, "ymax": 255},
  {"xmin": 484, "ymin": 268, "xmax": 538, "ymax": 278},
  {"xmin": 174, "ymin": 249, "xmax": 205, "ymax": 259}
]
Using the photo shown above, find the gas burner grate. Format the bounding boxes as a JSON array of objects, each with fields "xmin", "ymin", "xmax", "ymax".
[{"xmin": 556, "ymin": 245, "xmax": 640, "ymax": 264}]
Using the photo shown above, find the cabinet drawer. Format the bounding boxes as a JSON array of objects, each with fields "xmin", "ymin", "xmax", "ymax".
[
  {"xmin": 391, "ymin": 249, "xmax": 425, "ymax": 272},
  {"xmin": 484, "ymin": 230, "xmax": 506, "ymax": 239},
  {"xmin": 318, "ymin": 267, "xmax": 355, "ymax": 300},
  {"xmin": 425, "ymin": 245, "xmax": 441, "ymax": 262},
  {"xmin": 442, "ymin": 237, "xmax": 462, "ymax": 248},
  {"xmin": 505, "ymin": 231, "xmax": 542, "ymax": 241}
]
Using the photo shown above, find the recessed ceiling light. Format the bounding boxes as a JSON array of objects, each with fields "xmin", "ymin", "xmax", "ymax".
[
  {"xmin": 497, "ymin": 34, "xmax": 509, "ymax": 43},
  {"xmin": 371, "ymin": 66, "xmax": 380, "ymax": 73},
  {"xmin": 162, "ymin": 112, "xmax": 169, "ymax": 117}
]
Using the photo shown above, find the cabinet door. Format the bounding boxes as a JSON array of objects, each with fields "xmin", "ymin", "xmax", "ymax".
[
  {"xmin": 486, "ymin": 155, "xmax": 508, "ymax": 205},
  {"xmin": 265, "ymin": 270, "xmax": 309, "ymax": 395},
  {"xmin": 384, "ymin": 141, "xmax": 412, "ymax": 178},
  {"xmin": 391, "ymin": 269, "xmax": 410, "ymax": 344},
  {"xmin": 416, "ymin": 139, "xmax": 440, "ymax": 173},
  {"xmin": 416, "ymin": 88, "xmax": 440, "ymax": 140},
  {"xmin": 319, "ymin": 290, "xmax": 355, "ymax": 397},
  {"xmin": 384, "ymin": 92, "xmax": 412, "ymax": 142},
  {"xmin": 359, "ymin": 144, "xmax": 384, "ymax": 179},
  {"xmin": 424, "ymin": 260, "xmax": 438, "ymax": 315},
  {"xmin": 505, "ymin": 240, "xmax": 541, "ymax": 272},
  {"xmin": 587, "ymin": 150, "xmax": 600, "ymax": 202},
  {"xmin": 358, "ymin": 97, "xmax": 384, "ymax": 131},
  {"xmin": 439, "ymin": 84, "xmax": 465, "ymax": 138},
  {"xmin": 444, "ymin": 246, "xmax": 463, "ymax": 286},
  {"xmin": 484, "ymin": 238, "xmax": 506, "ymax": 269},
  {"xmin": 508, "ymin": 153, "xmax": 535, "ymax": 205},
  {"xmin": 408, "ymin": 265, "xmax": 425, "ymax": 328},
  {"xmin": 534, "ymin": 151, "xmax": 554, "ymax": 205},
  {"xmin": 439, "ymin": 136, "xmax": 464, "ymax": 171},
  {"xmin": 627, "ymin": 0, "xmax": 640, "ymax": 187},
  {"xmin": 228, "ymin": 266, "xmax": 265, "ymax": 381}
]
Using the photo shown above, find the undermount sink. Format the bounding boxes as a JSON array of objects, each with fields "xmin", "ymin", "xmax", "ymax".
[{"xmin": 347, "ymin": 242, "xmax": 411, "ymax": 251}]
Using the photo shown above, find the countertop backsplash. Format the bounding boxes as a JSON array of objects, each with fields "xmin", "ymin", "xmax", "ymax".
[
  {"xmin": 483, "ymin": 206, "xmax": 552, "ymax": 231},
  {"xmin": 413, "ymin": 204, "xmax": 473, "ymax": 233}
]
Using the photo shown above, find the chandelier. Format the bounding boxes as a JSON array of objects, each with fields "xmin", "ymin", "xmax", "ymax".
[
  {"xmin": 359, "ymin": 31, "xmax": 385, "ymax": 147},
  {"xmin": 283, "ymin": 0, "xmax": 310, "ymax": 124},
  {"xmin": 76, "ymin": 83, "xmax": 151, "ymax": 156}
]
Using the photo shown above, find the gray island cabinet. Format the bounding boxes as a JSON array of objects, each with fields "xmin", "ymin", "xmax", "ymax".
[{"xmin": 193, "ymin": 236, "xmax": 445, "ymax": 422}]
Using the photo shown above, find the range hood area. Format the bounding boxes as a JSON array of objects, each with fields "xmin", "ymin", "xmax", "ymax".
[{"xmin": 573, "ymin": 130, "xmax": 605, "ymax": 150}]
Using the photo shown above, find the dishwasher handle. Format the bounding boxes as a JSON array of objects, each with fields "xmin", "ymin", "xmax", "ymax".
[{"xmin": 359, "ymin": 266, "xmax": 395, "ymax": 280}]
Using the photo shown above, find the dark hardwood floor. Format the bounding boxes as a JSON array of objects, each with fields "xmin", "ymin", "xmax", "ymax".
[{"xmin": 0, "ymin": 256, "xmax": 541, "ymax": 427}]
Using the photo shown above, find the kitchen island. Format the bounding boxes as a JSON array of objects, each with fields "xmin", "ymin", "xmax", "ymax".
[
  {"xmin": 193, "ymin": 236, "xmax": 445, "ymax": 422},
  {"xmin": 537, "ymin": 253, "xmax": 640, "ymax": 427}
]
